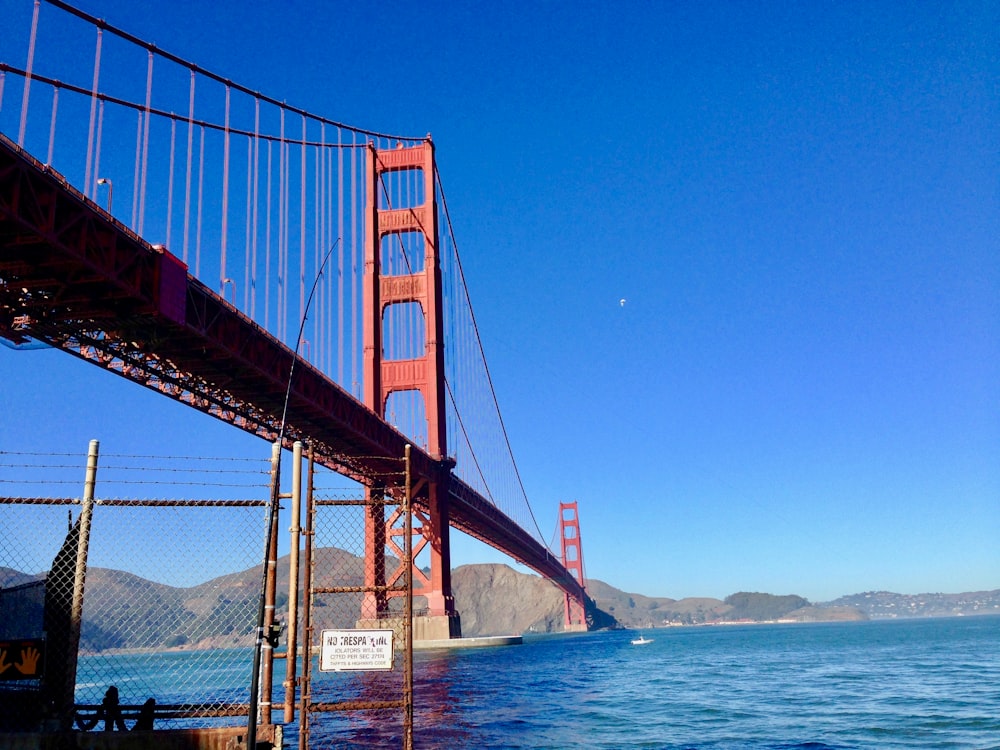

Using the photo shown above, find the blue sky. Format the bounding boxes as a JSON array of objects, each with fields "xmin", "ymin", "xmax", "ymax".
[{"xmin": 1, "ymin": 1, "xmax": 997, "ymax": 602}]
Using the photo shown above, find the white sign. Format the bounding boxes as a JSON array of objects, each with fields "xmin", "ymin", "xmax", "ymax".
[{"xmin": 319, "ymin": 629, "xmax": 395, "ymax": 672}]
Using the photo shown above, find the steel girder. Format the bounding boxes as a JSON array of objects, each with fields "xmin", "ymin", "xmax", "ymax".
[{"xmin": 0, "ymin": 134, "xmax": 587, "ymax": 606}]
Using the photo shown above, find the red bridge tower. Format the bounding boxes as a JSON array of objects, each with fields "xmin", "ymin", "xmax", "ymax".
[
  {"xmin": 361, "ymin": 139, "xmax": 460, "ymax": 640},
  {"xmin": 560, "ymin": 501, "xmax": 588, "ymax": 631}
]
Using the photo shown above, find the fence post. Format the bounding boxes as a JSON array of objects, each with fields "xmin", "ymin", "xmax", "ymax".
[
  {"xmin": 65, "ymin": 439, "xmax": 99, "ymax": 726},
  {"xmin": 284, "ymin": 440, "xmax": 303, "ymax": 723},
  {"xmin": 403, "ymin": 444, "xmax": 413, "ymax": 750},
  {"xmin": 261, "ymin": 441, "xmax": 281, "ymax": 728},
  {"xmin": 297, "ymin": 448, "xmax": 316, "ymax": 750},
  {"xmin": 248, "ymin": 440, "xmax": 280, "ymax": 749}
]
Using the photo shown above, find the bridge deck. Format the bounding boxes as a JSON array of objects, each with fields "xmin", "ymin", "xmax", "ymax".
[{"xmin": 0, "ymin": 134, "xmax": 583, "ymax": 599}]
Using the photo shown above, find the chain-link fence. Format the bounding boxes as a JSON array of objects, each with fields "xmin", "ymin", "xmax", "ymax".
[
  {"xmin": 0, "ymin": 441, "xmax": 273, "ymax": 733},
  {"xmin": 299, "ymin": 451, "xmax": 413, "ymax": 750},
  {"xmin": 1, "ymin": 440, "xmax": 418, "ymax": 747}
]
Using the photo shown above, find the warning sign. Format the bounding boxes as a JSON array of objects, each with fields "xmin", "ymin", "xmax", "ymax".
[
  {"xmin": 319, "ymin": 629, "xmax": 394, "ymax": 672},
  {"xmin": 0, "ymin": 639, "xmax": 45, "ymax": 681}
]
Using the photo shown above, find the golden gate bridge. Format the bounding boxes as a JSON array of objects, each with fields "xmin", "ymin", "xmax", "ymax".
[{"xmin": 0, "ymin": 0, "xmax": 590, "ymax": 645}]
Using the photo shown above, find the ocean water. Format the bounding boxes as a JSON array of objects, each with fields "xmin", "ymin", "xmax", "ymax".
[
  {"xmin": 392, "ymin": 616, "xmax": 1000, "ymax": 750},
  {"xmin": 74, "ymin": 616, "xmax": 1000, "ymax": 749}
]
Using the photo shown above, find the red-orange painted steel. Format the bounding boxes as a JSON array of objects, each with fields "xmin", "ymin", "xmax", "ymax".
[
  {"xmin": 362, "ymin": 141, "xmax": 457, "ymax": 629},
  {"xmin": 559, "ymin": 501, "xmax": 588, "ymax": 629},
  {"xmin": 0, "ymin": 133, "xmax": 586, "ymax": 608}
]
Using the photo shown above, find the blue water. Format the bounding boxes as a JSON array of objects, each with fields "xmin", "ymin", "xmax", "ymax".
[
  {"xmin": 384, "ymin": 617, "xmax": 1000, "ymax": 749},
  {"xmin": 75, "ymin": 616, "xmax": 1000, "ymax": 748}
]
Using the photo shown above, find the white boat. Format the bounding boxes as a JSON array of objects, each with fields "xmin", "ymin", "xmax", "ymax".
[{"xmin": 631, "ymin": 635, "xmax": 653, "ymax": 645}]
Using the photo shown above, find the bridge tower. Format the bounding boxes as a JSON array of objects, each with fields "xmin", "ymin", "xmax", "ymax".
[
  {"xmin": 560, "ymin": 501, "xmax": 588, "ymax": 631},
  {"xmin": 361, "ymin": 139, "xmax": 461, "ymax": 640}
]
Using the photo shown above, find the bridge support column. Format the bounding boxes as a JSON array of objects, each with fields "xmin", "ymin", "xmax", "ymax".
[
  {"xmin": 414, "ymin": 475, "xmax": 461, "ymax": 639},
  {"xmin": 360, "ymin": 485, "xmax": 388, "ymax": 621},
  {"xmin": 560, "ymin": 501, "xmax": 589, "ymax": 632},
  {"xmin": 362, "ymin": 138, "xmax": 461, "ymax": 640},
  {"xmin": 359, "ymin": 475, "xmax": 460, "ymax": 640}
]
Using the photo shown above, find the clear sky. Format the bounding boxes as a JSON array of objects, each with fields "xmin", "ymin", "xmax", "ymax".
[{"xmin": 1, "ymin": 1, "xmax": 997, "ymax": 602}]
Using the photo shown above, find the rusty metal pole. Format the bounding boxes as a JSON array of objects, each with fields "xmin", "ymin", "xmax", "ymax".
[
  {"xmin": 403, "ymin": 444, "xmax": 413, "ymax": 750},
  {"xmin": 254, "ymin": 237, "xmax": 336, "ymax": 749},
  {"xmin": 65, "ymin": 439, "xmax": 99, "ymax": 728},
  {"xmin": 248, "ymin": 440, "xmax": 281, "ymax": 749},
  {"xmin": 261, "ymin": 451, "xmax": 281, "ymax": 728},
  {"xmin": 297, "ymin": 449, "xmax": 316, "ymax": 750},
  {"xmin": 283, "ymin": 440, "xmax": 303, "ymax": 723}
]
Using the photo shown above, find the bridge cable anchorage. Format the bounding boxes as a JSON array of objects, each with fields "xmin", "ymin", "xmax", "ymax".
[
  {"xmin": 247, "ymin": 239, "xmax": 339, "ymax": 750},
  {"xmin": 434, "ymin": 166, "xmax": 551, "ymax": 549}
]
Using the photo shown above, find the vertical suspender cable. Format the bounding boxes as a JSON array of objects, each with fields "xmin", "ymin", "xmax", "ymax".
[
  {"xmin": 131, "ymin": 110, "xmax": 142, "ymax": 229},
  {"xmin": 138, "ymin": 50, "xmax": 153, "ymax": 236},
  {"xmin": 323, "ymin": 132, "xmax": 343, "ymax": 379},
  {"xmin": 92, "ymin": 100, "xmax": 104, "ymax": 198},
  {"xmin": 182, "ymin": 70, "xmax": 195, "ymax": 265},
  {"xmin": 83, "ymin": 28, "xmax": 102, "ymax": 197},
  {"xmin": 220, "ymin": 84, "xmax": 231, "ymax": 290},
  {"xmin": 196, "ymin": 126, "xmax": 205, "ymax": 277},
  {"xmin": 166, "ymin": 118, "xmax": 176, "ymax": 250},
  {"xmin": 331, "ymin": 136, "xmax": 337, "ymax": 378},
  {"xmin": 45, "ymin": 86, "xmax": 58, "ymax": 165},
  {"xmin": 316, "ymin": 126, "xmax": 323, "ymax": 369},
  {"xmin": 329, "ymin": 135, "xmax": 336, "ymax": 376},
  {"xmin": 300, "ymin": 115, "xmax": 307, "ymax": 334},
  {"xmin": 251, "ymin": 98, "xmax": 260, "ymax": 318},
  {"xmin": 17, "ymin": 0, "xmax": 39, "ymax": 148},
  {"xmin": 265, "ymin": 140, "xmax": 272, "ymax": 331},
  {"xmin": 350, "ymin": 132, "xmax": 358, "ymax": 396},
  {"xmin": 278, "ymin": 108, "xmax": 285, "ymax": 339},
  {"xmin": 244, "ymin": 137, "xmax": 253, "ymax": 310},
  {"xmin": 337, "ymin": 128, "xmax": 345, "ymax": 386},
  {"xmin": 284, "ymin": 121, "xmax": 291, "ymax": 342}
]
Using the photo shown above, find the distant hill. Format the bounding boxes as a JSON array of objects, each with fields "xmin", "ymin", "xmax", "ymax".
[
  {"xmin": 3, "ymin": 547, "xmax": 367, "ymax": 652},
  {"xmin": 581, "ymin": 578, "xmax": 731, "ymax": 627},
  {"xmin": 452, "ymin": 567, "xmax": 867, "ymax": 632},
  {"xmin": 0, "ymin": 566, "xmax": 42, "ymax": 588},
  {"xmin": 453, "ymin": 563, "xmax": 568, "ymax": 635},
  {"xmin": 8, "ymin": 556, "xmax": 994, "ymax": 650},
  {"xmin": 824, "ymin": 590, "xmax": 1000, "ymax": 619},
  {"xmin": 572, "ymin": 582, "xmax": 866, "ymax": 627}
]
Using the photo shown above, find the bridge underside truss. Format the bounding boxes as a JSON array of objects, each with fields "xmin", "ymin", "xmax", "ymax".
[{"xmin": 0, "ymin": 134, "xmax": 587, "ymax": 604}]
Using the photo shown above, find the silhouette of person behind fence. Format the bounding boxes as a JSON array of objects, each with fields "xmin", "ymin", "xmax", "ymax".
[
  {"xmin": 133, "ymin": 698, "xmax": 156, "ymax": 731},
  {"xmin": 100, "ymin": 686, "xmax": 127, "ymax": 731}
]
